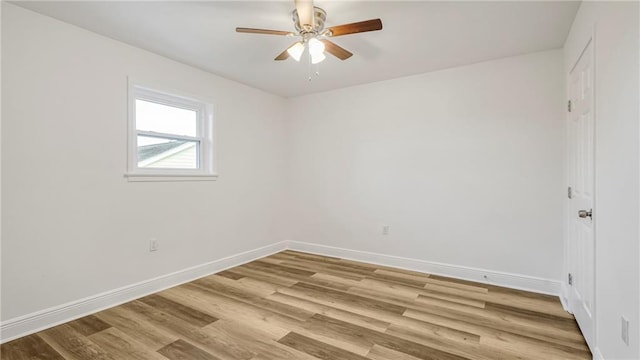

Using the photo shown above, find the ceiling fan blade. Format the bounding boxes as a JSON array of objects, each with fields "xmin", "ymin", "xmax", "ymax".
[
  {"xmin": 275, "ymin": 41, "xmax": 304, "ymax": 61},
  {"xmin": 295, "ymin": 0, "xmax": 314, "ymax": 29},
  {"xmin": 321, "ymin": 40, "xmax": 353, "ymax": 60},
  {"xmin": 327, "ymin": 19, "xmax": 383, "ymax": 37},
  {"xmin": 236, "ymin": 27, "xmax": 292, "ymax": 36},
  {"xmin": 274, "ymin": 47, "xmax": 291, "ymax": 61}
]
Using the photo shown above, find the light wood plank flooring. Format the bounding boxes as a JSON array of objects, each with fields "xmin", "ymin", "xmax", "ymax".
[{"xmin": 1, "ymin": 250, "xmax": 591, "ymax": 360}]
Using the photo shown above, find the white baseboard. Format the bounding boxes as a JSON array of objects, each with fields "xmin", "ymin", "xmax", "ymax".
[
  {"xmin": 288, "ymin": 241, "xmax": 562, "ymax": 296},
  {"xmin": 0, "ymin": 241, "xmax": 288, "ymax": 344},
  {"xmin": 592, "ymin": 347, "xmax": 604, "ymax": 360},
  {"xmin": 560, "ymin": 282, "xmax": 572, "ymax": 313}
]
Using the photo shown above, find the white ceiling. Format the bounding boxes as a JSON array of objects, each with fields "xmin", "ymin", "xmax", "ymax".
[{"xmin": 14, "ymin": 1, "xmax": 580, "ymax": 98}]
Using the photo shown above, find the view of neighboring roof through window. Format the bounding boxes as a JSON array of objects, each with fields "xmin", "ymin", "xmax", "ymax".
[
  {"xmin": 126, "ymin": 83, "xmax": 215, "ymax": 181},
  {"xmin": 136, "ymin": 99, "xmax": 199, "ymax": 169}
]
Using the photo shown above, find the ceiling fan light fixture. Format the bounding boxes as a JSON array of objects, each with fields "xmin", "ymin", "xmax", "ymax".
[
  {"xmin": 311, "ymin": 52, "xmax": 326, "ymax": 64},
  {"xmin": 308, "ymin": 38, "xmax": 326, "ymax": 64},
  {"xmin": 308, "ymin": 37, "xmax": 325, "ymax": 56},
  {"xmin": 287, "ymin": 41, "xmax": 305, "ymax": 62}
]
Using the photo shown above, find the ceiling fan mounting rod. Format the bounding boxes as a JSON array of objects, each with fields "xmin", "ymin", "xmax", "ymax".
[{"xmin": 293, "ymin": 7, "xmax": 327, "ymax": 36}]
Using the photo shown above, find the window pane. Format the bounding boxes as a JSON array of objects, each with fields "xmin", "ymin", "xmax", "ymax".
[
  {"xmin": 137, "ymin": 136, "xmax": 199, "ymax": 169},
  {"xmin": 136, "ymin": 99, "xmax": 197, "ymax": 136}
]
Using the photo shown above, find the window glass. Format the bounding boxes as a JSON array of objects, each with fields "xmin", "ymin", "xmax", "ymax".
[
  {"xmin": 137, "ymin": 136, "xmax": 199, "ymax": 169},
  {"xmin": 135, "ymin": 99, "xmax": 197, "ymax": 136}
]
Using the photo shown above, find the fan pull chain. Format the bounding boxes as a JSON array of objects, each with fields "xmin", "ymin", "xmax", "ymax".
[
  {"xmin": 307, "ymin": 51, "xmax": 321, "ymax": 82},
  {"xmin": 307, "ymin": 50, "xmax": 312, "ymax": 81}
]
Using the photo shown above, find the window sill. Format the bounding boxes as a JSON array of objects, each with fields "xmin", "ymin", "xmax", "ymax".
[{"xmin": 124, "ymin": 173, "xmax": 219, "ymax": 182}]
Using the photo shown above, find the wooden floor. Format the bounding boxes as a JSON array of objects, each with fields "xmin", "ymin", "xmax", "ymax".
[{"xmin": 2, "ymin": 250, "xmax": 591, "ymax": 360}]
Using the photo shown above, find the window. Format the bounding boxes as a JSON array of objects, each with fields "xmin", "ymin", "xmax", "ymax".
[{"xmin": 126, "ymin": 82, "xmax": 216, "ymax": 181}]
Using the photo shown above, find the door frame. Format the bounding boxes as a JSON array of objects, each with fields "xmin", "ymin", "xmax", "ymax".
[{"xmin": 564, "ymin": 26, "xmax": 597, "ymax": 353}]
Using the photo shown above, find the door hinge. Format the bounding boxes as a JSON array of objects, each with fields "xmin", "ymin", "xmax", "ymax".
[
  {"xmin": 568, "ymin": 100, "xmax": 572, "ymax": 112},
  {"xmin": 568, "ymin": 273, "xmax": 573, "ymax": 286},
  {"xmin": 568, "ymin": 186, "xmax": 572, "ymax": 199}
]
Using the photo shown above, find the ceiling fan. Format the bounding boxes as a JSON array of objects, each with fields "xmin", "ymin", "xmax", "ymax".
[{"xmin": 236, "ymin": 0, "xmax": 383, "ymax": 64}]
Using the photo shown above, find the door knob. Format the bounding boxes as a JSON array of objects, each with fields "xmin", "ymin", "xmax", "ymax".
[{"xmin": 578, "ymin": 209, "xmax": 592, "ymax": 218}]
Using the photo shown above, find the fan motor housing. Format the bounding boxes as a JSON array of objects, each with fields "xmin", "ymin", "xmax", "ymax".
[{"xmin": 293, "ymin": 7, "xmax": 327, "ymax": 34}]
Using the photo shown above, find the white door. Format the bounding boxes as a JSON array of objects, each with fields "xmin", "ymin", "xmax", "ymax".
[{"xmin": 567, "ymin": 38, "xmax": 595, "ymax": 350}]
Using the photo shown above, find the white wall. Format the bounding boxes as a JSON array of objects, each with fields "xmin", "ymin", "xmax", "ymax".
[
  {"xmin": 564, "ymin": 2, "xmax": 640, "ymax": 359},
  {"xmin": 1, "ymin": 3, "xmax": 287, "ymax": 321},
  {"xmin": 286, "ymin": 50, "xmax": 565, "ymax": 282}
]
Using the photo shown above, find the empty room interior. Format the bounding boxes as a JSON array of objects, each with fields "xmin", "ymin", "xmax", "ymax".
[{"xmin": 1, "ymin": 1, "xmax": 639, "ymax": 359}]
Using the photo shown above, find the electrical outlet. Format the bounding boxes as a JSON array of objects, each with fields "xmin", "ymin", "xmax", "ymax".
[
  {"xmin": 149, "ymin": 238, "xmax": 159, "ymax": 252},
  {"xmin": 382, "ymin": 225, "xmax": 390, "ymax": 235},
  {"xmin": 621, "ymin": 316, "xmax": 630, "ymax": 346}
]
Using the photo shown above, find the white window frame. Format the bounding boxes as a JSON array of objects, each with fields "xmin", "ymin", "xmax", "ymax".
[{"xmin": 125, "ymin": 80, "xmax": 217, "ymax": 182}]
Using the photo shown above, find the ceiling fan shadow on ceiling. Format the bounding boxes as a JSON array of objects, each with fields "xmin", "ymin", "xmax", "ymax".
[{"xmin": 236, "ymin": 0, "xmax": 382, "ymax": 67}]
